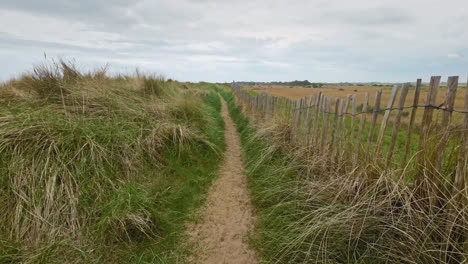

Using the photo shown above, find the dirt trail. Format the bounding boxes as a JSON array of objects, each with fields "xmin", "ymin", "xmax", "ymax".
[{"xmin": 187, "ymin": 98, "xmax": 258, "ymax": 264}]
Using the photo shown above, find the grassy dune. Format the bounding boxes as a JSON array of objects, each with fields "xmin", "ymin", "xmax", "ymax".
[
  {"xmin": 220, "ymin": 88, "xmax": 467, "ymax": 264},
  {"xmin": 0, "ymin": 61, "xmax": 224, "ymax": 263}
]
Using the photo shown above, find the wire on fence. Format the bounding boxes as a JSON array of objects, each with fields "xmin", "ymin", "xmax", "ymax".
[{"xmin": 235, "ymin": 89, "xmax": 468, "ymax": 116}]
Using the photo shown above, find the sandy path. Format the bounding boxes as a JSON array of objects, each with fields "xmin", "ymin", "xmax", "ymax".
[{"xmin": 187, "ymin": 97, "xmax": 258, "ymax": 264}]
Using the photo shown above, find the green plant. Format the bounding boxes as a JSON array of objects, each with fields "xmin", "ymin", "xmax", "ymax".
[
  {"xmin": 0, "ymin": 61, "xmax": 225, "ymax": 263},
  {"xmin": 222, "ymin": 88, "xmax": 468, "ymax": 264}
]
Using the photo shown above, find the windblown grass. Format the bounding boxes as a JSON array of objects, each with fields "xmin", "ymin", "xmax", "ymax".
[
  {"xmin": 0, "ymin": 60, "xmax": 224, "ymax": 263},
  {"xmin": 220, "ymin": 88, "xmax": 468, "ymax": 264}
]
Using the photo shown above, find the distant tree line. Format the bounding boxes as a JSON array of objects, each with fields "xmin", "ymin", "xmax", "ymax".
[
  {"xmin": 231, "ymin": 81, "xmax": 408, "ymax": 87},
  {"xmin": 235, "ymin": 80, "xmax": 324, "ymax": 88}
]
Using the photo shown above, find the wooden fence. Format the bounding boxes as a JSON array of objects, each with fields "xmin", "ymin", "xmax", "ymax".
[{"xmin": 231, "ymin": 76, "xmax": 468, "ymax": 199}]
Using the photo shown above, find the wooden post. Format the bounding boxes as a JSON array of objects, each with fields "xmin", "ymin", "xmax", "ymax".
[
  {"xmin": 291, "ymin": 99, "xmax": 300, "ymax": 144},
  {"xmin": 453, "ymin": 77, "xmax": 468, "ymax": 197},
  {"xmin": 289, "ymin": 99, "xmax": 295, "ymax": 121},
  {"xmin": 401, "ymin": 79, "xmax": 422, "ymax": 167},
  {"xmin": 333, "ymin": 99, "xmax": 344, "ymax": 162},
  {"xmin": 386, "ymin": 83, "xmax": 410, "ymax": 168},
  {"xmin": 312, "ymin": 93, "xmax": 323, "ymax": 147},
  {"xmin": 349, "ymin": 95, "xmax": 357, "ymax": 165},
  {"xmin": 321, "ymin": 97, "xmax": 331, "ymax": 152},
  {"xmin": 298, "ymin": 97, "xmax": 307, "ymax": 143},
  {"xmin": 375, "ymin": 85, "xmax": 400, "ymax": 156},
  {"xmin": 330, "ymin": 98, "xmax": 340, "ymax": 160},
  {"xmin": 357, "ymin": 92, "xmax": 369, "ymax": 149},
  {"xmin": 319, "ymin": 96, "xmax": 325, "ymax": 142},
  {"xmin": 305, "ymin": 95, "xmax": 315, "ymax": 146},
  {"xmin": 434, "ymin": 76, "xmax": 459, "ymax": 173},
  {"xmin": 340, "ymin": 95, "xmax": 352, "ymax": 159},
  {"xmin": 416, "ymin": 76, "xmax": 441, "ymax": 184}
]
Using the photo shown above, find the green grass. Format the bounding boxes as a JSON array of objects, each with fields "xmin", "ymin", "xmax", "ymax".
[
  {"xmin": 123, "ymin": 88, "xmax": 225, "ymax": 264},
  {"xmin": 275, "ymin": 100, "xmax": 461, "ymax": 183},
  {"xmin": 0, "ymin": 61, "xmax": 225, "ymax": 263},
  {"xmin": 221, "ymin": 88, "xmax": 468, "ymax": 264},
  {"xmin": 246, "ymin": 90, "xmax": 258, "ymax": 96}
]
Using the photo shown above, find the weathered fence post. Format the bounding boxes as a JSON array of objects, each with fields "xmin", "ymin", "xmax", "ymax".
[
  {"xmin": 357, "ymin": 92, "xmax": 369, "ymax": 153},
  {"xmin": 321, "ymin": 97, "xmax": 331, "ymax": 151},
  {"xmin": 339, "ymin": 95, "xmax": 352, "ymax": 162},
  {"xmin": 330, "ymin": 98, "xmax": 340, "ymax": 161},
  {"xmin": 332, "ymin": 99, "xmax": 344, "ymax": 163},
  {"xmin": 312, "ymin": 93, "xmax": 323, "ymax": 147},
  {"xmin": 376, "ymin": 85, "xmax": 400, "ymax": 157},
  {"xmin": 367, "ymin": 89, "xmax": 382, "ymax": 158},
  {"xmin": 453, "ymin": 77, "xmax": 468, "ymax": 198},
  {"xmin": 434, "ymin": 76, "xmax": 459, "ymax": 173},
  {"xmin": 386, "ymin": 83, "xmax": 410, "ymax": 168},
  {"xmin": 416, "ymin": 76, "xmax": 441, "ymax": 186},
  {"xmin": 291, "ymin": 99, "xmax": 300, "ymax": 144},
  {"xmin": 401, "ymin": 79, "xmax": 422, "ymax": 167},
  {"xmin": 349, "ymin": 95, "xmax": 358, "ymax": 166}
]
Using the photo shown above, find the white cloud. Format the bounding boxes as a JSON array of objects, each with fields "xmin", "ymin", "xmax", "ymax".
[
  {"xmin": 1, "ymin": 0, "xmax": 468, "ymax": 82},
  {"xmin": 0, "ymin": 9, "xmax": 125, "ymax": 50},
  {"xmin": 448, "ymin": 53, "xmax": 461, "ymax": 59}
]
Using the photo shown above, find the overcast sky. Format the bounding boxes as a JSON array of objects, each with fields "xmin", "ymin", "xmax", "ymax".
[{"xmin": 0, "ymin": 0, "xmax": 467, "ymax": 82}]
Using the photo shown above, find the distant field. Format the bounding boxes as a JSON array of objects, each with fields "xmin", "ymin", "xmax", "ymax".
[{"xmin": 244, "ymin": 84, "xmax": 468, "ymax": 124}]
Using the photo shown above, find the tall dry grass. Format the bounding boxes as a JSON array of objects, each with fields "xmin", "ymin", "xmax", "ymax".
[
  {"xmin": 221, "ymin": 88, "xmax": 468, "ymax": 264},
  {"xmin": 0, "ymin": 60, "xmax": 222, "ymax": 263}
]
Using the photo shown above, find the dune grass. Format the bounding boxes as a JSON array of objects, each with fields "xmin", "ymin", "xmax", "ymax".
[
  {"xmin": 259, "ymin": 97, "xmax": 461, "ymax": 183},
  {"xmin": 0, "ymin": 60, "xmax": 225, "ymax": 263},
  {"xmin": 220, "ymin": 88, "xmax": 468, "ymax": 264}
]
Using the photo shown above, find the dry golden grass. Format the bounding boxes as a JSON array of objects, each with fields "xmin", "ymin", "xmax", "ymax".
[
  {"xmin": 0, "ymin": 60, "xmax": 225, "ymax": 263},
  {"xmin": 245, "ymin": 83, "xmax": 468, "ymax": 124}
]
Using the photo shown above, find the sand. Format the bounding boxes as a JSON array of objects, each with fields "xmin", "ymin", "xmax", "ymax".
[{"xmin": 187, "ymin": 97, "xmax": 258, "ymax": 264}]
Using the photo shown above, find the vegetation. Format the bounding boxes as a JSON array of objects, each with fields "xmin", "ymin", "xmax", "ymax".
[
  {"xmin": 2, "ymin": 59, "xmax": 466, "ymax": 263},
  {"xmin": 236, "ymin": 80, "xmax": 323, "ymax": 87},
  {"xmin": 221, "ymin": 89, "xmax": 468, "ymax": 264},
  {"xmin": 246, "ymin": 90, "xmax": 258, "ymax": 96},
  {"xmin": 0, "ymin": 60, "xmax": 225, "ymax": 263}
]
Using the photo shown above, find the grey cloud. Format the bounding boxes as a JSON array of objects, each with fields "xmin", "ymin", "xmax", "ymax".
[
  {"xmin": 326, "ymin": 8, "xmax": 413, "ymax": 25},
  {"xmin": 1, "ymin": 0, "xmax": 139, "ymax": 30},
  {"xmin": 0, "ymin": 0, "xmax": 467, "ymax": 82}
]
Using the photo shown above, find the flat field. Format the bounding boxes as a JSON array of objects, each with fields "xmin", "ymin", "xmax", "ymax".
[{"xmin": 244, "ymin": 84, "xmax": 468, "ymax": 124}]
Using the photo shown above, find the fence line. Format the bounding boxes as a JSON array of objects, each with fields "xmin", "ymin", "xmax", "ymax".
[{"xmin": 231, "ymin": 76, "xmax": 468, "ymax": 200}]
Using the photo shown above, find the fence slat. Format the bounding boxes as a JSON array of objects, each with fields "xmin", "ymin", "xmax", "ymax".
[
  {"xmin": 401, "ymin": 79, "xmax": 422, "ymax": 167},
  {"xmin": 321, "ymin": 97, "xmax": 330, "ymax": 151},
  {"xmin": 434, "ymin": 76, "xmax": 459, "ymax": 174},
  {"xmin": 357, "ymin": 92, "xmax": 369, "ymax": 155},
  {"xmin": 305, "ymin": 95, "xmax": 315, "ymax": 146},
  {"xmin": 416, "ymin": 76, "xmax": 441, "ymax": 184},
  {"xmin": 313, "ymin": 93, "xmax": 323, "ymax": 147},
  {"xmin": 366, "ymin": 89, "xmax": 383, "ymax": 160},
  {"xmin": 349, "ymin": 95, "xmax": 358, "ymax": 165},
  {"xmin": 376, "ymin": 85, "xmax": 400, "ymax": 156},
  {"xmin": 330, "ymin": 99, "xmax": 339, "ymax": 149},
  {"xmin": 386, "ymin": 83, "xmax": 410, "ymax": 168},
  {"xmin": 331, "ymin": 98, "xmax": 343, "ymax": 161},
  {"xmin": 299, "ymin": 97, "xmax": 307, "ymax": 143},
  {"xmin": 453, "ymin": 77, "xmax": 468, "ymax": 195},
  {"xmin": 339, "ymin": 95, "xmax": 352, "ymax": 161},
  {"xmin": 291, "ymin": 99, "xmax": 300, "ymax": 144}
]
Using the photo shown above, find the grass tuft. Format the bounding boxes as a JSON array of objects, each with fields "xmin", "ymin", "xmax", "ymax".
[{"xmin": 0, "ymin": 60, "xmax": 225, "ymax": 263}]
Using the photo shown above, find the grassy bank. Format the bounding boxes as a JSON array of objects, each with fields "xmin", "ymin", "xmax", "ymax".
[
  {"xmin": 0, "ymin": 61, "xmax": 224, "ymax": 263},
  {"xmin": 220, "ymin": 88, "xmax": 467, "ymax": 264}
]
